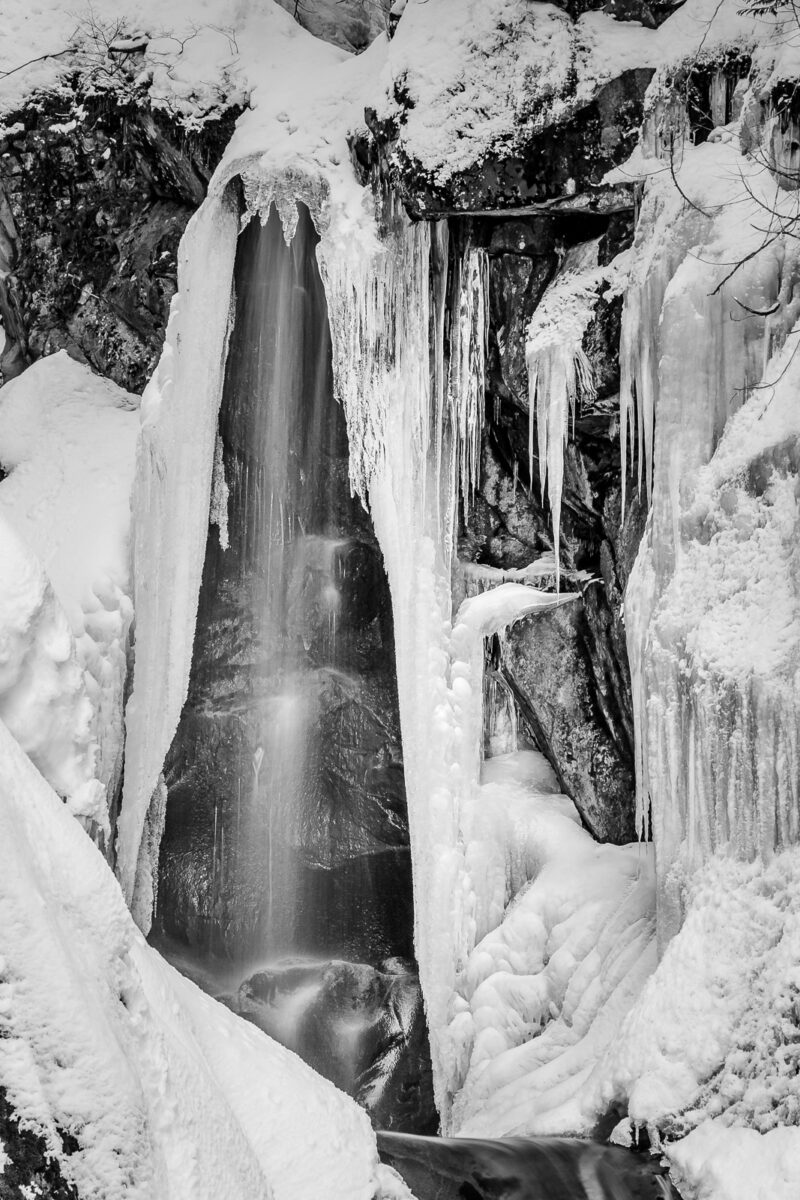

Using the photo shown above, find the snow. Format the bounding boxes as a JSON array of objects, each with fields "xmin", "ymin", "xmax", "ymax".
[
  {"xmin": 6, "ymin": 2, "xmax": 800, "ymax": 1194},
  {"xmin": 0, "ymin": 714, "xmax": 383, "ymax": 1200},
  {"xmin": 0, "ymin": 353, "xmax": 138, "ymax": 828},
  {"xmin": 0, "ymin": 516, "xmax": 98, "ymax": 810},
  {"xmin": 667, "ymin": 1122, "xmax": 800, "ymax": 1200}
]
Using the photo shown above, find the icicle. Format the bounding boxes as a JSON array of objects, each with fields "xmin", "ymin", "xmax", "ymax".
[
  {"xmin": 525, "ymin": 239, "xmax": 604, "ymax": 588},
  {"xmin": 209, "ymin": 433, "xmax": 230, "ymax": 550},
  {"xmin": 448, "ymin": 240, "xmax": 489, "ymax": 517}
]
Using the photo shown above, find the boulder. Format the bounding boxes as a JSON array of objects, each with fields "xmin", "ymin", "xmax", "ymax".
[{"xmin": 230, "ymin": 958, "xmax": 437, "ymax": 1132}]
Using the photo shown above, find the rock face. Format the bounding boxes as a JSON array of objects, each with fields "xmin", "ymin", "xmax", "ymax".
[
  {"xmin": 0, "ymin": 95, "xmax": 239, "ymax": 392},
  {"xmin": 228, "ymin": 958, "xmax": 437, "ymax": 1133}
]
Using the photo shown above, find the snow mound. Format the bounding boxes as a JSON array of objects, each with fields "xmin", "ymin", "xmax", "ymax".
[
  {"xmin": 667, "ymin": 1121, "xmax": 800, "ymax": 1200},
  {"xmin": 0, "ymin": 516, "xmax": 98, "ymax": 810},
  {"xmin": 0, "ymin": 352, "xmax": 139, "ymax": 819},
  {"xmin": 0, "ymin": 716, "xmax": 382, "ymax": 1200}
]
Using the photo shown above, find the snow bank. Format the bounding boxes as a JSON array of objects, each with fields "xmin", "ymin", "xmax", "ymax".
[
  {"xmin": 0, "ymin": 353, "xmax": 138, "ymax": 826},
  {"xmin": 0, "ymin": 715, "xmax": 382, "ymax": 1200}
]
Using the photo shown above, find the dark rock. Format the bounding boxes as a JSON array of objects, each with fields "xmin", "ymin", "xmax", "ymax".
[
  {"xmin": 502, "ymin": 602, "xmax": 636, "ymax": 843},
  {"xmin": 453, "ymin": 210, "xmax": 646, "ymax": 844},
  {"xmin": 276, "ymin": 0, "xmax": 390, "ymax": 53},
  {"xmin": 0, "ymin": 1087, "xmax": 80, "ymax": 1200},
  {"xmin": 0, "ymin": 94, "xmax": 241, "ymax": 392},
  {"xmin": 230, "ymin": 958, "xmax": 437, "ymax": 1133},
  {"xmin": 363, "ymin": 69, "xmax": 655, "ymax": 217}
]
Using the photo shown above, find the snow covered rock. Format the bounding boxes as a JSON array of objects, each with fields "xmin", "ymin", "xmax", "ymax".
[{"xmin": 0, "ymin": 352, "xmax": 139, "ymax": 831}]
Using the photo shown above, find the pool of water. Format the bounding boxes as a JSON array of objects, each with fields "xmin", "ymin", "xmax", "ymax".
[{"xmin": 377, "ymin": 1132, "xmax": 679, "ymax": 1200}]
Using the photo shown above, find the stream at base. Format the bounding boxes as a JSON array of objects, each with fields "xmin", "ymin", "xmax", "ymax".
[{"xmin": 378, "ymin": 1132, "xmax": 678, "ymax": 1200}]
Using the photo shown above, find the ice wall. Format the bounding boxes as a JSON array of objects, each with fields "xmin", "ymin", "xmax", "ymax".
[
  {"xmin": 117, "ymin": 191, "xmax": 239, "ymax": 914},
  {"xmin": 621, "ymin": 139, "xmax": 800, "ymax": 943}
]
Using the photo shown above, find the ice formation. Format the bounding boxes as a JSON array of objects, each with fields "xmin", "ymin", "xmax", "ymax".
[
  {"xmin": 620, "ymin": 138, "xmax": 800, "ymax": 940},
  {"xmin": 117, "ymin": 194, "xmax": 239, "ymax": 914},
  {"xmin": 526, "ymin": 240, "xmax": 626, "ymax": 584}
]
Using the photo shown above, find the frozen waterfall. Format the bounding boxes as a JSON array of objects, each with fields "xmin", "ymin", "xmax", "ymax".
[{"xmin": 621, "ymin": 141, "xmax": 800, "ymax": 943}]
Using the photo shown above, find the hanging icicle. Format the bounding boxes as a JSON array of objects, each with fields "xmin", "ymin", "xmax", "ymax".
[{"xmin": 525, "ymin": 239, "xmax": 622, "ymax": 588}]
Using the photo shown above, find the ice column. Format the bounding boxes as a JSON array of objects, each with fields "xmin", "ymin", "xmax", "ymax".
[
  {"xmin": 118, "ymin": 189, "xmax": 239, "ymax": 914},
  {"xmin": 622, "ymin": 150, "xmax": 800, "ymax": 944}
]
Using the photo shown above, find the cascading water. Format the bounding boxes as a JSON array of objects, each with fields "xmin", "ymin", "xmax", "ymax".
[{"xmin": 154, "ymin": 202, "xmax": 413, "ymax": 971}]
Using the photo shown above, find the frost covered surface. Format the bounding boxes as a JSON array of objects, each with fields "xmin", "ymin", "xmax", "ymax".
[
  {"xmin": 667, "ymin": 1122, "xmax": 800, "ymax": 1200},
  {"xmin": 0, "ymin": 353, "xmax": 138, "ymax": 823},
  {"xmin": 0, "ymin": 715, "xmax": 382, "ymax": 1200},
  {"xmin": 574, "ymin": 849, "xmax": 800, "ymax": 1197},
  {"xmin": 620, "ymin": 136, "xmax": 800, "ymax": 940},
  {"xmin": 446, "ymin": 751, "xmax": 656, "ymax": 1137}
]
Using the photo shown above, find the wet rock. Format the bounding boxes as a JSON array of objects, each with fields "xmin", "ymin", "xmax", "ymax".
[
  {"xmin": 230, "ymin": 958, "xmax": 438, "ymax": 1133},
  {"xmin": 276, "ymin": 0, "xmax": 391, "ymax": 53},
  {"xmin": 502, "ymin": 602, "xmax": 636, "ymax": 843}
]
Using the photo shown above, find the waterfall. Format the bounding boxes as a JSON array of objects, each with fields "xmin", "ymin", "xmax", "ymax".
[{"xmin": 156, "ymin": 202, "xmax": 411, "ymax": 969}]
